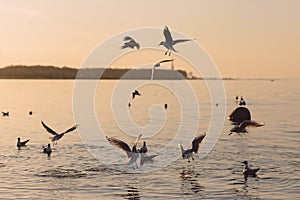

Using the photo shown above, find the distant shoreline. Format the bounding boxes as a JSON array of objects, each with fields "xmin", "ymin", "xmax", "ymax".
[{"xmin": 0, "ymin": 65, "xmax": 278, "ymax": 81}]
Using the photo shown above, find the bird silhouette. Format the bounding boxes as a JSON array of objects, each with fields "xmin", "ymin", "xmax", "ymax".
[
  {"xmin": 178, "ymin": 133, "xmax": 206, "ymax": 162},
  {"xmin": 159, "ymin": 26, "xmax": 194, "ymax": 56},
  {"xmin": 41, "ymin": 121, "xmax": 78, "ymax": 144}
]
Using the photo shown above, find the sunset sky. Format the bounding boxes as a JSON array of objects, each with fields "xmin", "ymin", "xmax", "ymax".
[{"xmin": 0, "ymin": 0, "xmax": 299, "ymax": 78}]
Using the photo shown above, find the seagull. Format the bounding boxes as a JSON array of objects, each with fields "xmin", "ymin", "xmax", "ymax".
[
  {"xmin": 121, "ymin": 36, "xmax": 140, "ymax": 50},
  {"xmin": 242, "ymin": 161, "xmax": 260, "ymax": 180},
  {"xmin": 132, "ymin": 90, "xmax": 141, "ymax": 99},
  {"xmin": 41, "ymin": 121, "xmax": 78, "ymax": 144},
  {"xmin": 239, "ymin": 96, "xmax": 246, "ymax": 106},
  {"xmin": 42, "ymin": 143, "xmax": 52, "ymax": 156},
  {"xmin": 140, "ymin": 153, "xmax": 157, "ymax": 166},
  {"xmin": 178, "ymin": 133, "xmax": 206, "ymax": 162},
  {"xmin": 228, "ymin": 120, "xmax": 264, "ymax": 135},
  {"xmin": 106, "ymin": 134, "xmax": 142, "ymax": 167},
  {"xmin": 159, "ymin": 26, "xmax": 194, "ymax": 56},
  {"xmin": 17, "ymin": 137, "xmax": 30, "ymax": 149},
  {"xmin": 2, "ymin": 111, "xmax": 9, "ymax": 117},
  {"xmin": 139, "ymin": 141, "xmax": 148, "ymax": 153}
]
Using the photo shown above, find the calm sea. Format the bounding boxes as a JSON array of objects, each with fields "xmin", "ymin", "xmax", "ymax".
[{"xmin": 0, "ymin": 79, "xmax": 299, "ymax": 200}]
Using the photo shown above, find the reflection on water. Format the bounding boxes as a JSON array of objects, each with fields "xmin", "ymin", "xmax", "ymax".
[
  {"xmin": 179, "ymin": 166, "xmax": 205, "ymax": 195},
  {"xmin": 0, "ymin": 80, "xmax": 299, "ymax": 199},
  {"xmin": 120, "ymin": 184, "xmax": 140, "ymax": 200}
]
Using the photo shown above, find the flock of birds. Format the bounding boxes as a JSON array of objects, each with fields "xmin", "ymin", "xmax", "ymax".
[
  {"xmin": 228, "ymin": 96, "xmax": 265, "ymax": 180},
  {"xmin": 15, "ymin": 118, "xmax": 78, "ymax": 156},
  {"xmin": 4, "ymin": 26, "xmax": 263, "ymax": 181}
]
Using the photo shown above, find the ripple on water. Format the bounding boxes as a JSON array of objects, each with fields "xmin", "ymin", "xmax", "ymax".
[{"xmin": 35, "ymin": 168, "xmax": 87, "ymax": 179}]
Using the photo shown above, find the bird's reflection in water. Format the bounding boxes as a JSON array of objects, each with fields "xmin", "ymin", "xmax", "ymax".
[
  {"xmin": 120, "ymin": 183, "xmax": 140, "ymax": 200},
  {"xmin": 179, "ymin": 166, "xmax": 205, "ymax": 194}
]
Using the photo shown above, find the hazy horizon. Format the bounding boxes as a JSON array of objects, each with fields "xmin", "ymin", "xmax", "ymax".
[{"xmin": 1, "ymin": 0, "xmax": 300, "ymax": 79}]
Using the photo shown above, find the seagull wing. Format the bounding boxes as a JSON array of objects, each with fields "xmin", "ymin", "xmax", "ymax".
[
  {"xmin": 41, "ymin": 121, "xmax": 59, "ymax": 136},
  {"xmin": 178, "ymin": 143, "xmax": 185, "ymax": 155},
  {"xmin": 106, "ymin": 136, "xmax": 132, "ymax": 158},
  {"xmin": 21, "ymin": 139, "xmax": 30, "ymax": 146},
  {"xmin": 163, "ymin": 26, "xmax": 173, "ymax": 44},
  {"xmin": 239, "ymin": 120, "xmax": 264, "ymax": 130},
  {"xmin": 173, "ymin": 39, "xmax": 194, "ymax": 45},
  {"xmin": 62, "ymin": 124, "xmax": 78, "ymax": 134},
  {"xmin": 191, "ymin": 133, "xmax": 206, "ymax": 153},
  {"xmin": 124, "ymin": 36, "xmax": 133, "ymax": 41}
]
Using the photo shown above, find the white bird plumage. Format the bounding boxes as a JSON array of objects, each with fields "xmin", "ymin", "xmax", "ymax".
[
  {"xmin": 159, "ymin": 26, "xmax": 194, "ymax": 56},
  {"xmin": 178, "ymin": 133, "xmax": 206, "ymax": 162}
]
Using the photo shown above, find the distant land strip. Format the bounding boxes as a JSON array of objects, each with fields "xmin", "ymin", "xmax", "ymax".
[
  {"xmin": 0, "ymin": 65, "xmax": 197, "ymax": 80},
  {"xmin": 0, "ymin": 65, "xmax": 277, "ymax": 80}
]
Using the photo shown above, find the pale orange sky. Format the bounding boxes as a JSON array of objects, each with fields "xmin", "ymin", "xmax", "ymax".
[{"xmin": 0, "ymin": 0, "xmax": 300, "ymax": 78}]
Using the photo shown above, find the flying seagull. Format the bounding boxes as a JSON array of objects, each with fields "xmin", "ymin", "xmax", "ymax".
[
  {"xmin": 121, "ymin": 36, "xmax": 140, "ymax": 50},
  {"xmin": 132, "ymin": 90, "xmax": 141, "ymax": 99},
  {"xmin": 17, "ymin": 137, "xmax": 30, "ymax": 150},
  {"xmin": 42, "ymin": 143, "xmax": 52, "ymax": 156},
  {"xmin": 242, "ymin": 160, "xmax": 260, "ymax": 180},
  {"xmin": 41, "ymin": 121, "xmax": 78, "ymax": 144},
  {"xmin": 2, "ymin": 111, "xmax": 9, "ymax": 117},
  {"xmin": 228, "ymin": 120, "xmax": 264, "ymax": 135},
  {"xmin": 178, "ymin": 133, "xmax": 206, "ymax": 162},
  {"xmin": 159, "ymin": 26, "xmax": 194, "ymax": 56},
  {"xmin": 151, "ymin": 59, "xmax": 174, "ymax": 80},
  {"xmin": 106, "ymin": 134, "xmax": 142, "ymax": 166}
]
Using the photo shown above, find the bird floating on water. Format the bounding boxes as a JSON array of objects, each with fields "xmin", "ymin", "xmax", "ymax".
[
  {"xmin": 228, "ymin": 120, "xmax": 264, "ymax": 135},
  {"xmin": 159, "ymin": 26, "xmax": 194, "ymax": 56},
  {"xmin": 42, "ymin": 143, "xmax": 52, "ymax": 156},
  {"xmin": 41, "ymin": 121, "xmax": 78, "ymax": 145},
  {"xmin": 239, "ymin": 96, "xmax": 246, "ymax": 106},
  {"xmin": 139, "ymin": 141, "xmax": 148, "ymax": 154},
  {"xmin": 242, "ymin": 160, "xmax": 260, "ymax": 180},
  {"xmin": 121, "ymin": 36, "xmax": 140, "ymax": 50},
  {"xmin": 17, "ymin": 137, "xmax": 30, "ymax": 150},
  {"xmin": 178, "ymin": 133, "xmax": 206, "ymax": 162}
]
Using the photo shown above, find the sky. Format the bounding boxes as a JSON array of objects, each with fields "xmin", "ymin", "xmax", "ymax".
[{"xmin": 0, "ymin": 0, "xmax": 300, "ymax": 78}]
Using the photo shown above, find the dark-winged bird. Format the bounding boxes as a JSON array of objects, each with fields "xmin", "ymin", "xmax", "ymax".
[
  {"xmin": 122, "ymin": 36, "xmax": 140, "ymax": 50},
  {"xmin": 228, "ymin": 120, "xmax": 264, "ymax": 135},
  {"xmin": 242, "ymin": 160, "xmax": 260, "ymax": 180},
  {"xmin": 159, "ymin": 26, "xmax": 194, "ymax": 56},
  {"xmin": 42, "ymin": 143, "xmax": 52, "ymax": 156},
  {"xmin": 17, "ymin": 137, "xmax": 30, "ymax": 150},
  {"xmin": 106, "ymin": 134, "xmax": 142, "ymax": 166},
  {"xmin": 41, "ymin": 121, "xmax": 78, "ymax": 144},
  {"xmin": 2, "ymin": 111, "xmax": 9, "ymax": 117},
  {"xmin": 178, "ymin": 133, "xmax": 206, "ymax": 162},
  {"xmin": 132, "ymin": 90, "xmax": 141, "ymax": 99},
  {"xmin": 139, "ymin": 141, "xmax": 148, "ymax": 154}
]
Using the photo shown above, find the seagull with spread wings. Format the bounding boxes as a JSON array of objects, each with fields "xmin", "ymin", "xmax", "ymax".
[
  {"xmin": 228, "ymin": 120, "xmax": 264, "ymax": 135},
  {"xmin": 178, "ymin": 133, "xmax": 206, "ymax": 162},
  {"xmin": 41, "ymin": 121, "xmax": 78, "ymax": 144},
  {"xmin": 106, "ymin": 134, "xmax": 142, "ymax": 167},
  {"xmin": 159, "ymin": 26, "xmax": 194, "ymax": 56}
]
